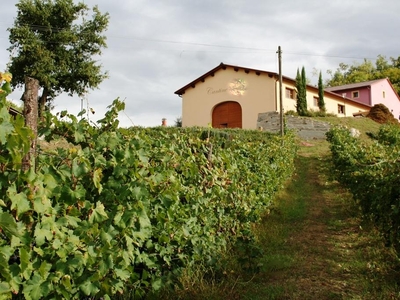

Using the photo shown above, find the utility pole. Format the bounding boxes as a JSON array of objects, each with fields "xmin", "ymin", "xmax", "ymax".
[{"xmin": 277, "ymin": 46, "xmax": 284, "ymax": 136}]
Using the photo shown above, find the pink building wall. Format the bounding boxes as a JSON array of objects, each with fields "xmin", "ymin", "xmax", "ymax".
[
  {"xmin": 331, "ymin": 87, "xmax": 371, "ymax": 105},
  {"xmin": 370, "ymin": 80, "xmax": 400, "ymax": 118},
  {"xmin": 328, "ymin": 79, "xmax": 400, "ymax": 120}
]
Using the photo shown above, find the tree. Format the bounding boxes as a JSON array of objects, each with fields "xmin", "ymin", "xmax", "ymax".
[
  {"xmin": 295, "ymin": 67, "xmax": 307, "ymax": 116},
  {"xmin": 8, "ymin": 0, "xmax": 109, "ymax": 117},
  {"xmin": 318, "ymin": 71, "xmax": 326, "ymax": 112},
  {"xmin": 295, "ymin": 68, "xmax": 301, "ymax": 114},
  {"xmin": 174, "ymin": 116, "xmax": 182, "ymax": 127},
  {"xmin": 326, "ymin": 55, "xmax": 400, "ymax": 95}
]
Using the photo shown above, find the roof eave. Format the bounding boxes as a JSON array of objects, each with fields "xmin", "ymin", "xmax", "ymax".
[
  {"xmin": 174, "ymin": 63, "xmax": 279, "ymax": 95},
  {"xmin": 174, "ymin": 62, "xmax": 225, "ymax": 95}
]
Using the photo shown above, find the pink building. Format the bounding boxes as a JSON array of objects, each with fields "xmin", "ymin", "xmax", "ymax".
[{"xmin": 326, "ymin": 78, "xmax": 400, "ymax": 119}]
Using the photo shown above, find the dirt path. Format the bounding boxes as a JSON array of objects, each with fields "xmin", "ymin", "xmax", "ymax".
[{"xmin": 241, "ymin": 143, "xmax": 400, "ymax": 300}]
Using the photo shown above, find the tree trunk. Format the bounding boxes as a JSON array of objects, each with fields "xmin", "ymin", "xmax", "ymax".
[
  {"xmin": 22, "ymin": 76, "xmax": 39, "ymax": 172},
  {"xmin": 39, "ymin": 88, "xmax": 48, "ymax": 121}
]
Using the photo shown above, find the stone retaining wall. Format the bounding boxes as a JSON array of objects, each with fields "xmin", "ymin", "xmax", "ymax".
[{"xmin": 257, "ymin": 112, "xmax": 331, "ymax": 140}]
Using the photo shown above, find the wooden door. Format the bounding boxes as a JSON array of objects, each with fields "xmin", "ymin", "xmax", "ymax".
[{"xmin": 212, "ymin": 101, "xmax": 242, "ymax": 128}]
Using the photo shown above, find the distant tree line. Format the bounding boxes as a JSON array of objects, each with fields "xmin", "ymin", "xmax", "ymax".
[
  {"xmin": 326, "ymin": 55, "xmax": 400, "ymax": 95},
  {"xmin": 294, "ymin": 55, "xmax": 400, "ymax": 117}
]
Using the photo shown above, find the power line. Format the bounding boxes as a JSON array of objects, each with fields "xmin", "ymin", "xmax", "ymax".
[
  {"xmin": 0, "ymin": 24, "xmax": 391, "ymax": 61},
  {"xmin": 284, "ymin": 51, "xmax": 376, "ymax": 60},
  {"xmin": 100, "ymin": 35, "xmax": 383, "ymax": 60},
  {"xmin": 107, "ymin": 34, "xmax": 275, "ymax": 52}
]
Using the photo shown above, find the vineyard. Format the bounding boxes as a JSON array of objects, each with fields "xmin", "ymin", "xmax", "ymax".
[
  {"xmin": 327, "ymin": 125, "xmax": 400, "ymax": 256},
  {"xmin": 0, "ymin": 87, "xmax": 297, "ymax": 299}
]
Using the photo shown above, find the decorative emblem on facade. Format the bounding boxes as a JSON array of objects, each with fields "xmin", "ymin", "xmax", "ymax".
[
  {"xmin": 228, "ymin": 78, "xmax": 247, "ymax": 96},
  {"xmin": 206, "ymin": 78, "xmax": 248, "ymax": 96}
]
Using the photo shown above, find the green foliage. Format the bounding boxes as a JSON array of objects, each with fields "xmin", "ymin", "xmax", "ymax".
[
  {"xmin": 305, "ymin": 109, "xmax": 334, "ymax": 118},
  {"xmin": 326, "ymin": 125, "xmax": 400, "ymax": 257},
  {"xmin": 295, "ymin": 67, "xmax": 307, "ymax": 116},
  {"xmin": 326, "ymin": 55, "xmax": 400, "ymax": 95},
  {"xmin": 0, "ymin": 95, "xmax": 297, "ymax": 298},
  {"xmin": 318, "ymin": 71, "xmax": 326, "ymax": 112},
  {"xmin": 285, "ymin": 110, "xmax": 335, "ymax": 118},
  {"xmin": 367, "ymin": 124, "xmax": 400, "ymax": 145},
  {"xmin": 285, "ymin": 110, "xmax": 298, "ymax": 116},
  {"xmin": 8, "ymin": 0, "xmax": 109, "ymax": 113}
]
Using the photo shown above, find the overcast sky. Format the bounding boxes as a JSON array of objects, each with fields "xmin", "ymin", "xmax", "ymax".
[{"xmin": 0, "ymin": 0, "xmax": 399, "ymax": 127}]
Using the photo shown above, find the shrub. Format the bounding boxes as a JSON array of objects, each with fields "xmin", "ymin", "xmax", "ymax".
[{"xmin": 367, "ymin": 104, "xmax": 398, "ymax": 124}]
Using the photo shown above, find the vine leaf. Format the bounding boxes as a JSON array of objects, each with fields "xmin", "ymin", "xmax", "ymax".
[
  {"xmin": 0, "ymin": 212, "xmax": 20, "ymax": 237},
  {"xmin": 80, "ymin": 280, "xmax": 100, "ymax": 296},
  {"xmin": 22, "ymin": 273, "xmax": 43, "ymax": 300},
  {"xmin": 93, "ymin": 168, "xmax": 103, "ymax": 194},
  {"xmin": 89, "ymin": 202, "xmax": 108, "ymax": 224},
  {"xmin": 0, "ymin": 107, "xmax": 13, "ymax": 143},
  {"xmin": 10, "ymin": 193, "xmax": 30, "ymax": 218}
]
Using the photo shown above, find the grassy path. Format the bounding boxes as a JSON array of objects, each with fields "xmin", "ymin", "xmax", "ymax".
[{"xmin": 238, "ymin": 141, "xmax": 400, "ymax": 300}]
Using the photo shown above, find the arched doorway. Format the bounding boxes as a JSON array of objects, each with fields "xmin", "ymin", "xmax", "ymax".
[{"xmin": 212, "ymin": 101, "xmax": 242, "ymax": 128}]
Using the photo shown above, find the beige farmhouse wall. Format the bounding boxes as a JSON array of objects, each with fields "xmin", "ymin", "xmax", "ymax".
[
  {"xmin": 181, "ymin": 67, "xmax": 277, "ymax": 128},
  {"xmin": 177, "ymin": 64, "xmax": 371, "ymax": 130},
  {"xmin": 323, "ymin": 95, "xmax": 368, "ymax": 117},
  {"xmin": 278, "ymin": 81, "xmax": 368, "ymax": 117}
]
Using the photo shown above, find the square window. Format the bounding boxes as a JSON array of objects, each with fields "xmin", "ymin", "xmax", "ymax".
[
  {"xmin": 285, "ymin": 88, "xmax": 294, "ymax": 99},
  {"xmin": 352, "ymin": 91, "xmax": 359, "ymax": 98}
]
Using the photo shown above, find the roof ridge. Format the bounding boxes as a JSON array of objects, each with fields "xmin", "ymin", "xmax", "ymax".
[{"xmin": 325, "ymin": 78, "xmax": 387, "ymax": 90}]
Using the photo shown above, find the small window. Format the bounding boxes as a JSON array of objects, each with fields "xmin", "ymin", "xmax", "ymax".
[
  {"xmin": 285, "ymin": 88, "xmax": 294, "ymax": 99},
  {"xmin": 383, "ymin": 91, "xmax": 386, "ymax": 98},
  {"xmin": 338, "ymin": 104, "xmax": 345, "ymax": 114},
  {"xmin": 313, "ymin": 96, "xmax": 319, "ymax": 107},
  {"xmin": 352, "ymin": 91, "xmax": 359, "ymax": 98}
]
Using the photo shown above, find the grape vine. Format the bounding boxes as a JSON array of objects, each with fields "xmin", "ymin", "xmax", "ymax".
[
  {"xmin": 0, "ymin": 82, "xmax": 296, "ymax": 299},
  {"xmin": 327, "ymin": 125, "xmax": 400, "ymax": 256}
]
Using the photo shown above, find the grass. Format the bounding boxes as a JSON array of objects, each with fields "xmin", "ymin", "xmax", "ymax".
[
  {"xmin": 313, "ymin": 116, "xmax": 381, "ymax": 142},
  {"xmin": 240, "ymin": 141, "xmax": 399, "ymax": 299},
  {"xmin": 158, "ymin": 118, "xmax": 400, "ymax": 300},
  {"xmin": 313, "ymin": 116, "xmax": 381, "ymax": 131}
]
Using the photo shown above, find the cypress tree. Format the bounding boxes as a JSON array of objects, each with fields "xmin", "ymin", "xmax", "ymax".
[
  {"xmin": 318, "ymin": 71, "xmax": 326, "ymax": 113},
  {"xmin": 296, "ymin": 67, "xmax": 307, "ymax": 116},
  {"xmin": 295, "ymin": 68, "xmax": 301, "ymax": 114}
]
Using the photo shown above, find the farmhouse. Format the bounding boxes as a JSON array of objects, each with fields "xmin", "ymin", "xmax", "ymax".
[
  {"xmin": 174, "ymin": 63, "xmax": 372, "ymax": 129},
  {"xmin": 325, "ymin": 78, "xmax": 400, "ymax": 119}
]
